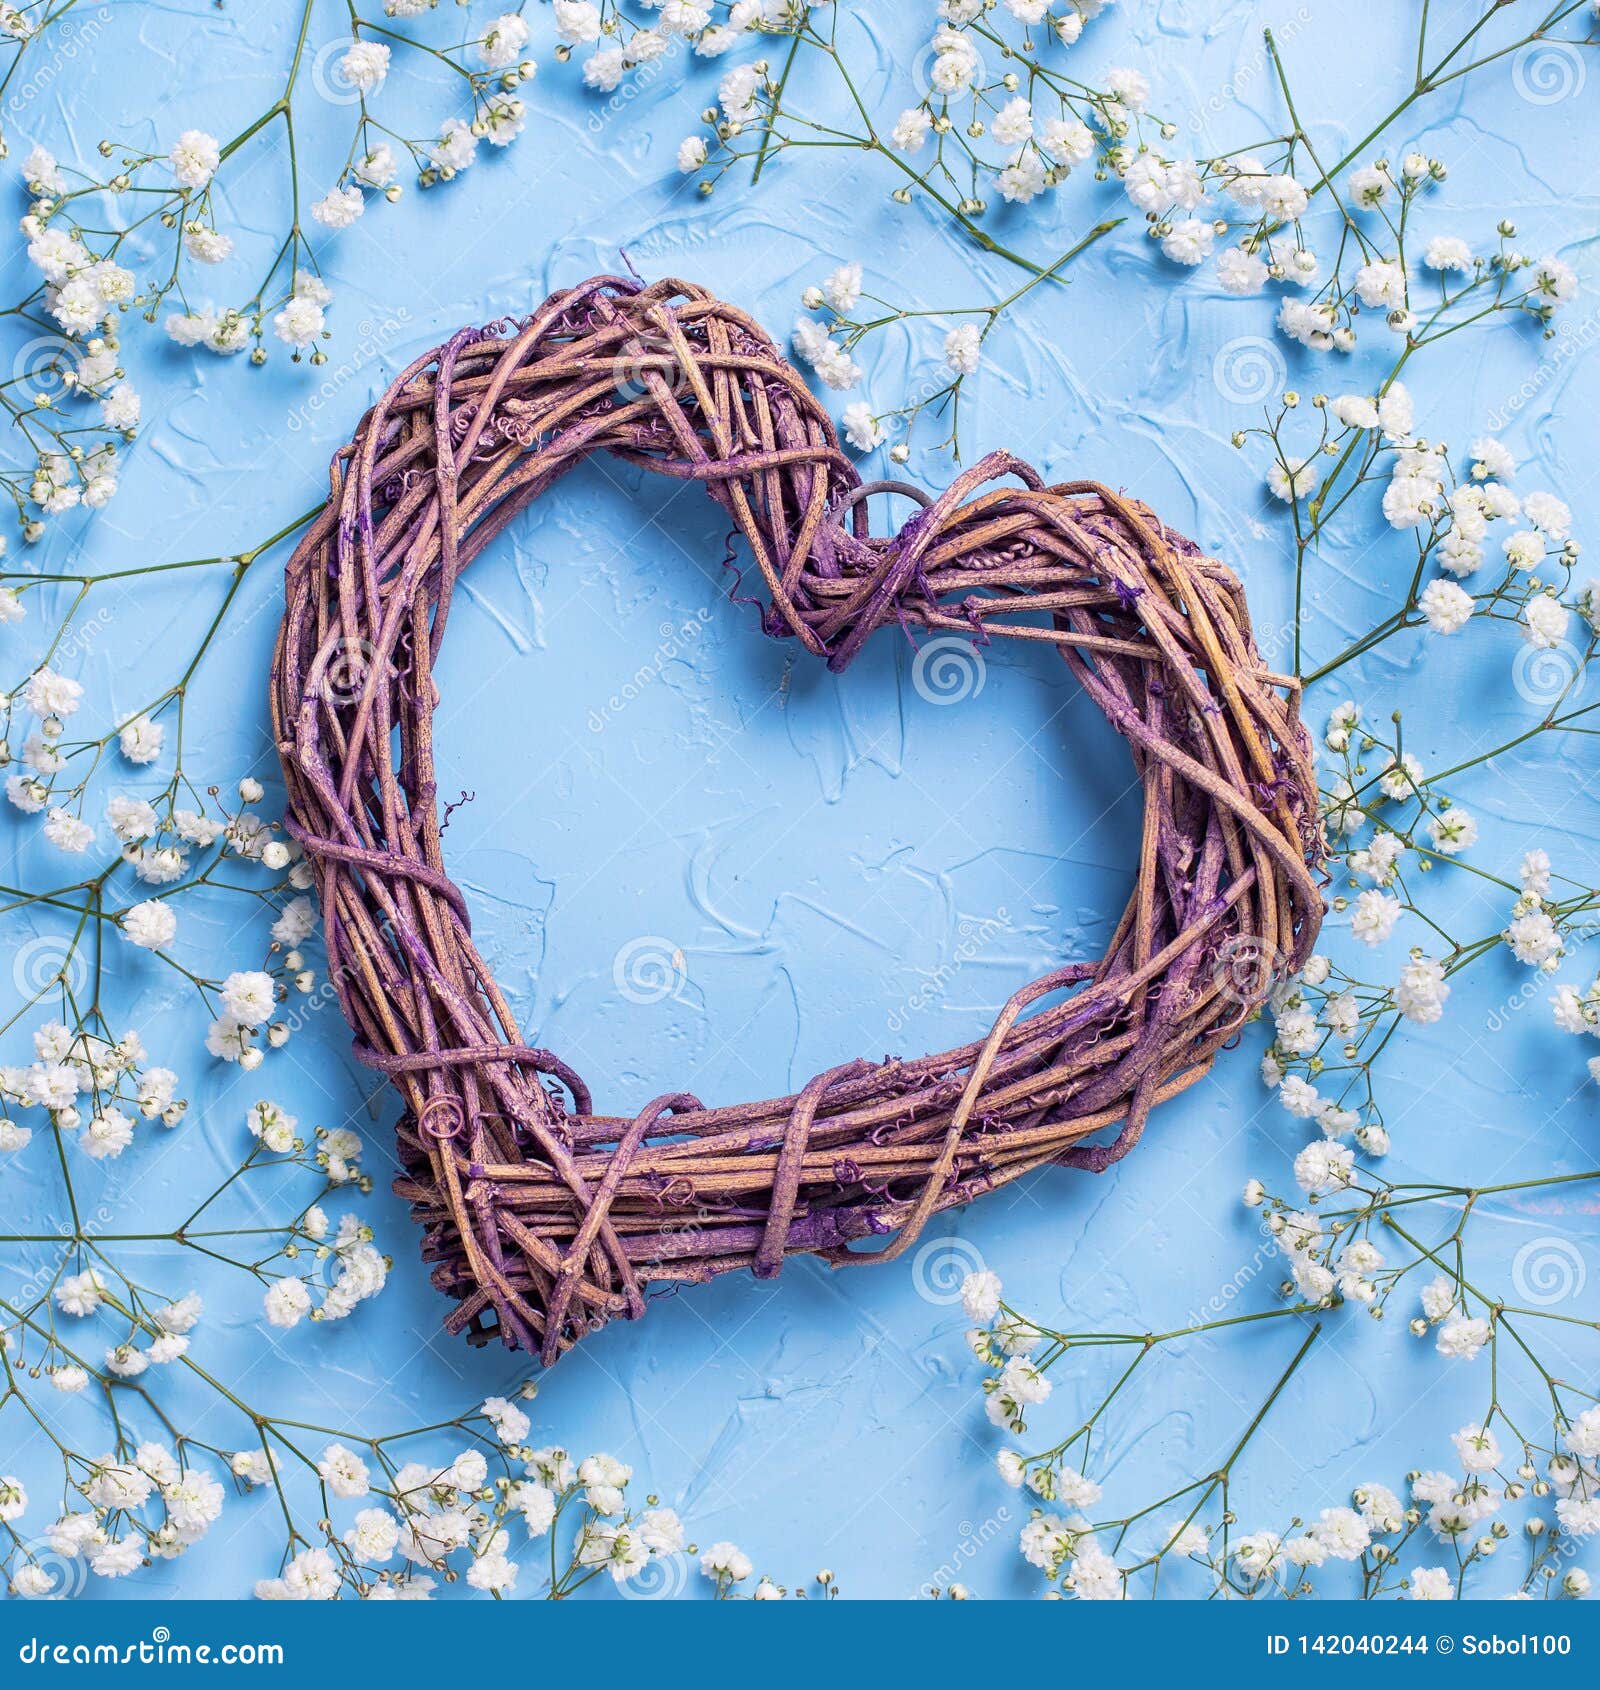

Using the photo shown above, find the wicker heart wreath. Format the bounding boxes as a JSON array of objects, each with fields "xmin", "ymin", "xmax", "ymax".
[{"xmin": 271, "ymin": 273, "xmax": 1324, "ymax": 1364}]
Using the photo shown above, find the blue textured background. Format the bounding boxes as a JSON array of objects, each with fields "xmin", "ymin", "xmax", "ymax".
[{"xmin": 5, "ymin": 1, "xmax": 1598, "ymax": 1598}]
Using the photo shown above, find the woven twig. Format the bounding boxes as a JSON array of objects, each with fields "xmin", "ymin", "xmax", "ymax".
[{"xmin": 270, "ymin": 274, "xmax": 1325, "ymax": 1364}]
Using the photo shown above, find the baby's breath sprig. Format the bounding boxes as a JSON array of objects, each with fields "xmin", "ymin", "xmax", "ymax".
[
  {"xmin": 959, "ymin": 1206, "xmax": 1600, "ymax": 1600},
  {"xmin": 2, "ymin": 3, "xmax": 540, "ymax": 544}
]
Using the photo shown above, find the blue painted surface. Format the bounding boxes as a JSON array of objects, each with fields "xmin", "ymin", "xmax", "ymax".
[{"xmin": 3, "ymin": 1, "xmax": 1596, "ymax": 1598}]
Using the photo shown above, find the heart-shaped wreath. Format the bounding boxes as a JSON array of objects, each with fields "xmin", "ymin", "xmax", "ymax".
[{"xmin": 271, "ymin": 274, "xmax": 1324, "ymax": 1364}]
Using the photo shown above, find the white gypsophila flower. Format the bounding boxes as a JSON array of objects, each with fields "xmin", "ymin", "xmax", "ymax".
[
  {"xmin": 891, "ymin": 108, "xmax": 932, "ymax": 152},
  {"xmin": 311, "ymin": 186, "xmax": 364, "ymax": 230},
  {"xmin": 354, "ymin": 145, "xmax": 398, "ymax": 188},
  {"xmin": 169, "ymin": 129, "xmax": 221, "ymax": 189},
  {"xmin": 1423, "ymin": 235, "xmax": 1472, "ymax": 272},
  {"xmin": 221, "ymin": 970, "xmax": 275, "ymax": 1025},
  {"xmin": 1438, "ymin": 1318, "xmax": 1491, "ymax": 1362},
  {"xmin": 317, "ymin": 1443, "xmax": 371, "ymax": 1499},
  {"xmin": 121, "ymin": 898, "xmax": 178, "ymax": 951},
  {"xmin": 1395, "ymin": 956, "xmax": 1450, "ymax": 1025},
  {"xmin": 482, "ymin": 1394, "xmax": 531, "ymax": 1445},
  {"xmin": 1425, "ymin": 808, "xmax": 1477, "ymax": 856},
  {"xmin": 1215, "ymin": 246, "xmax": 1268, "ymax": 294},
  {"xmin": 1293, "ymin": 1139, "xmax": 1355, "ymax": 1194},
  {"xmin": 1531, "ymin": 255, "xmax": 1577, "ymax": 305},
  {"xmin": 943, "ymin": 322, "xmax": 982, "ymax": 376},
  {"xmin": 840, "ymin": 401, "xmax": 884, "ymax": 452},
  {"xmin": 1103, "ymin": 66, "xmax": 1149, "ymax": 112},
  {"xmin": 1419, "ymin": 578, "xmax": 1474, "ymax": 634},
  {"xmin": 1161, "ymin": 218, "xmax": 1214, "ymax": 266},
  {"xmin": 997, "ymin": 153, "xmax": 1048, "ymax": 205},
  {"xmin": 1038, "ymin": 116, "xmax": 1093, "ymax": 166},
  {"xmin": 1523, "ymin": 594, "xmax": 1570, "ymax": 651},
  {"xmin": 273, "ymin": 293, "xmax": 325, "ymax": 349},
  {"xmin": 823, "ymin": 261, "xmax": 862, "ymax": 314},
  {"xmin": 262, "ymin": 1277, "xmax": 311, "ymax": 1328},
  {"xmin": 991, "ymin": 97, "xmax": 1033, "ymax": 148},
  {"xmin": 1267, "ymin": 455, "xmax": 1317, "ymax": 502},
  {"xmin": 339, "ymin": 39, "xmax": 390, "ymax": 91},
  {"xmin": 553, "ymin": 0, "xmax": 602, "ymax": 45},
  {"xmin": 700, "ymin": 1540, "xmax": 752, "ymax": 1583},
  {"xmin": 960, "ymin": 1268, "xmax": 1002, "ymax": 1322}
]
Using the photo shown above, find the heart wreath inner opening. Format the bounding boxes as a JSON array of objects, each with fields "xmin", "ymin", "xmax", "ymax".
[{"xmin": 271, "ymin": 274, "xmax": 1325, "ymax": 1365}]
